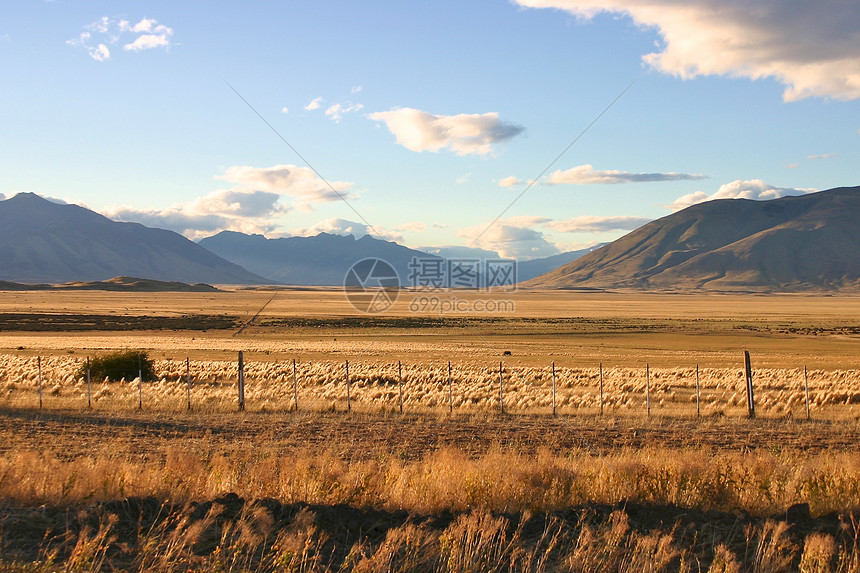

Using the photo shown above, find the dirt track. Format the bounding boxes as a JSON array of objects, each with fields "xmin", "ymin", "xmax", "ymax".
[{"xmin": 1, "ymin": 407, "xmax": 857, "ymax": 461}]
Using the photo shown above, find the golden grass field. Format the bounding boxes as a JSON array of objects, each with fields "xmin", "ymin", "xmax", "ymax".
[{"xmin": 0, "ymin": 288, "xmax": 859, "ymax": 571}]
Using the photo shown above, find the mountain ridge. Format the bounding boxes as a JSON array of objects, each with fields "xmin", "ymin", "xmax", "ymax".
[
  {"xmin": 526, "ymin": 186, "xmax": 860, "ymax": 292},
  {"xmin": 0, "ymin": 193, "xmax": 270, "ymax": 284}
]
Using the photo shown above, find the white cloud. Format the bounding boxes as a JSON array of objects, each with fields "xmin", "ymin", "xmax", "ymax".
[
  {"xmin": 393, "ymin": 221, "xmax": 427, "ymax": 233},
  {"xmin": 0, "ymin": 33, "xmax": 10, "ymax": 42},
  {"xmin": 281, "ymin": 107, "xmax": 289, "ymax": 114},
  {"xmin": 545, "ymin": 215, "xmax": 651, "ymax": 233},
  {"xmin": 546, "ymin": 164, "xmax": 706, "ymax": 185},
  {"xmin": 517, "ymin": 0, "xmax": 860, "ymax": 101},
  {"xmin": 456, "ymin": 173, "xmax": 472, "ymax": 185},
  {"xmin": 325, "ymin": 102, "xmax": 364, "ymax": 122},
  {"xmin": 102, "ymin": 164, "xmax": 355, "ymax": 239},
  {"xmin": 806, "ymin": 153, "xmax": 836, "ymax": 160},
  {"xmin": 351, "ymin": 86, "xmax": 363, "ymax": 94},
  {"xmin": 368, "ymin": 107, "xmax": 525, "ymax": 156},
  {"xmin": 304, "ymin": 97, "xmax": 323, "ymax": 111},
  {"xmin": 104, "ymin": 189, "xmax": 287, "ymax": 240},
  {"xmin": 215, "ymin": 164, "xmax": 353, "ymax": 209},
  {"xmin": 458, "ymin": 218, "xmax": 560, "ymax": 260},
  {"xmin": 291, "ymin": 218, "xmax": 402, "ymax": 242},
  {"xmin": 69, "ymin": 16, "xmax": 172, "ymax": 60},
  {"xmin": 786, "ymin": 163, "xmax": 800, "ymax": 169},
  {"xmin": 66, "ymin": 32, "xmax": 111, "ymax": 61},
  {"xmin": 124, "ymin": 33, "xmax": 170, "ymax": 52},
  {"xmin": 498, "ymin": 176, "xmax": 523, "ymax": 187},
  {"xmin": 667, "ymin": 179, "xmax": 816, "ymax": 212}
]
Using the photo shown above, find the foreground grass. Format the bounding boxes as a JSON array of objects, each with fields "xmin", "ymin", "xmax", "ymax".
[{"xmin": 1, "ymin": 409, "xmax": 859, "ymax": 570}]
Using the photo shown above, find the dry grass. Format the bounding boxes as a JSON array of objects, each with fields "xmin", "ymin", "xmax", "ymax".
[{"xmin": 1, "ymin": 290, "xmax": 859, "ymax": 570}]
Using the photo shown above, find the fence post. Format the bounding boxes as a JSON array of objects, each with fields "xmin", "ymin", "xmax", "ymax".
[
  {"xmin": 137, "ymin": 355, "xmax": 143, "ymax": 411},
  {"xmin": 695, "ymin": 364, "xmax": 700, "ymax": 417},
  {"xmin": 345, "ymin": 360, "xmax": 351, "ymax": 412},
  {"xmin": 185, "ymin": 357, "xmax": 191, "ymax": 411},
  {"xmin": 804, "ymin": 365, "xmax": 811, "ymax": 420},
  {"xmin": 552, "ymin": 362, "xmax": 556, "ymax": 416},
  {"xmin": 87, "ymin": 357, "xmax": 92, "ymax": 409},
  {"xmin": 448, "ymin": 361, "xmax": 453, "ymax": 413},
  {"xmin": 37, "ymin": 356, "xmax": 43, "ymax": 409},
  {"xmin": 238, "ymin": 351, "xmax": 245, "ymax": 411},
  {"xmin": 599, "ymin": 363, "xmax": 604, "ymax": 416},
  {"xmin": 292, "ymin": 359, "xmax": 298, "ymax": 412},
  {"xmin": 645, "ymin": 363, "xmax": 651, "ymax": 417},
  {"xmin": 398, "ymin": 361, "xmax": 403, "ymax": 414},
  {"xmin": 499, "ymin": 361, "xmax": 504, "ymax": 414},
  {"xmin": 744, "ymin": 351, "xmax": 755, "ymax": 419}
]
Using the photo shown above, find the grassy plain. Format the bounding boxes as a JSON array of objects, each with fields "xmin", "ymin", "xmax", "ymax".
[{"xmin": 0, "ymin": 288, "xmax": 859, "ymax": 571}]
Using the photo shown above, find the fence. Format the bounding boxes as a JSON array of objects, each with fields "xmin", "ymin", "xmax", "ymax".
[{"xmin": 1, "ymin": 352, "xmax": 859, "ymax": 419}]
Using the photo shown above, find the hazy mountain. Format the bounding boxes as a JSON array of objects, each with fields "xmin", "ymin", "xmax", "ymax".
[
  {"xmin": 526, "ymin": 186, "xmax": 860, "ymax": 292},
  {"xmin": 199, "ymin": 231, "xmax": 449, "ymax": 286},
  {"xmin": 0, "ymin": 193, "xmax": 269, "ymax": 284},
  {"xmin": 515, "ymin": 245, "xmax": 607, "ymax": 282},
  {"xmin": 419, "ymin": 246, "xmax": 501, "ymax": 260}
]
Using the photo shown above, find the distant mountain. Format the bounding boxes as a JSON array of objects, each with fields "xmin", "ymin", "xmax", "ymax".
[
  {"xmin": 527, "ymin": 186, "xmax": 860, "ymax": 292},
  {"xmin": 0, "ymin": 276, "xmax": 219, "ymax": 292},
  {"xmin": 0, "ymin": 193, "xmax": 269, "ymax": 284},
  {"xmin": 515, "ymin": 245, "xmax": 607, "ymax": 283},
  {"xmin": 199, "ymin": 231, "xmax": 448, "ymax": 286},
  {"xmin": 419, "ymin": 246, "xmax": 501, "ymax": 260}
]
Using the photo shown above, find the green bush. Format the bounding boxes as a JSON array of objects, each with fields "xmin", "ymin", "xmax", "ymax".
[{"xmin": 76, "ymin": 350, "xmax": 156, "ymax": 382}]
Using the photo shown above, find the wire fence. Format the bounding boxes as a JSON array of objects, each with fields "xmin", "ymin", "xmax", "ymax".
[{"xmin": 1, "ymin": 352, "xmax": 859, "ymax": 419}]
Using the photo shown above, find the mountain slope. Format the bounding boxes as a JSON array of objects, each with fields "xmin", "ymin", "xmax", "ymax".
[
  {"xmin": 199, "ymin": 231, "xmax": 447, "ymax": 286},
  {"xmin": 0, "ymin": 193, "xmax": 269, "ymax": 284},
  {"xmin": 515, "ymin": 244, "xmax": 607, "ymax": 283},
  {"xmin": 527, "ymin": 186, "xmax": 860, "ymax": 292}
]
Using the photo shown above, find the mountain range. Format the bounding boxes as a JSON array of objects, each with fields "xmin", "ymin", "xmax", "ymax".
[
  {"xmin": 527, "ymin": 185, "xmax": 860, "ymax": 292},
  {"xmin": 3, "ymin": 187, "xmax": 859, "ymax": 292},
  {"xmin": 198, "ymin": 231, "xmax": 449, "ymax": 287}
]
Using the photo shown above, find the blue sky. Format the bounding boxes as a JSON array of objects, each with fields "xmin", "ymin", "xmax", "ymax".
[{"xmin": 1, "ymin": 1, "xmax": 858, "ymax": 259}]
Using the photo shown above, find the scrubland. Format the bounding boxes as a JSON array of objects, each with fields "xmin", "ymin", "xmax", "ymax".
[{"xmin": 0, "ymin": 289, "xmax": 858, "ymax": 571}]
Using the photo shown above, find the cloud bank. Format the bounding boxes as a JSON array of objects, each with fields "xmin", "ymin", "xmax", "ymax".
[
  {"xmin": 516, "ymin": 0, "xmax": 860, "ymax": 101},
  {"xmin": 546, "ymin": 164, "xmax": 705, "ymax": 185},
  {"xmin": 545, "ymin": 215, "xmax": 651, "ymax": 233},
  {"xmin": 668, "ymin": 179, "xmax": 816, "ymax": 211},
  {"xmin": 104, "ymin": 164, "xmax": 353, "ymax": 239},
  {"xmin": 369, "ymin": 108, "xmax": 524, "ymax": 156}
]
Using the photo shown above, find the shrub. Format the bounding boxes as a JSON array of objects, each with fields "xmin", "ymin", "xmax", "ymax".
[{"xmin": 76, "ymin": 350, "xmax": 156, "ymax": 382}]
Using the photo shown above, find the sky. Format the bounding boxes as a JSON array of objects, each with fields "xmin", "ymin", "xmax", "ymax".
[{"xmin": 1, "ymin": 0, "xmax": 859, "ymax": 260}]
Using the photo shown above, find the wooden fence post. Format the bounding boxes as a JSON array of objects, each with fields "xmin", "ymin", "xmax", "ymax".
[
  {"xmin": 448, "ymin": 361, "xmax": 453, "ymax": 413},
  {"xmin": 185, "ymin": 357, "xmax": 191, "ymax": 411},
  {"xmin": 551, "ymin": 362, "xmax": 556, "ymax": 416},
  {"xmin": 137, "ymin": 355, "xmax": 143, "ymax": 411},
  {"xmin": 37, "ymin": 356, "xmax": 43, "ymax": 410},
  {"xmin": 744, "ymin": 351, "xmax": 755, "ymax": 419},
  {"xmin": 238, "ymin": 351, "xmax": 245, "ymax": 412},
  {"xmin": 292, "ymin": 358, "xmax": 298, "ymax": 412},
  {"xmin": 398, "ymin": 361, "xmax": 403, "ymax": 414},
  {"xmin": 645, "ymin": 363, "xmax": 651, "ymax": 417},
  {"xmin": 695, "ymin": 364, "xmax": 700, "ymax": 417},
  {"xmin": 599, "ymin": 363, "xmax": 604, "ymax": 416},
  {"xmin": 804, "ymin": 365, "xmax": 811, "ymax": 420},
  {"xmin": 86, "ymin": 357, "xmax": 92, "ymax": 409},
  {"xmin": 499, "ymin": 361, "xmax": 504, "ymax": 414},
  {"xmin": 345, "ymin": 360, "xmax": 351, "ymax": 412}
]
